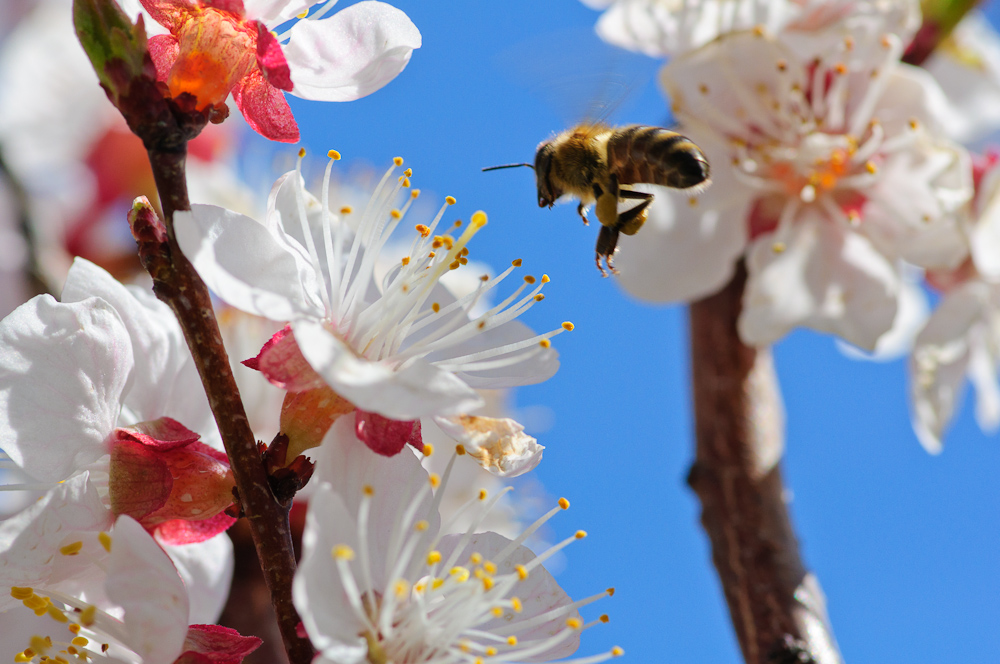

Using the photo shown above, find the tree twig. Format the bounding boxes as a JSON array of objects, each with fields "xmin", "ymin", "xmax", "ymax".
[
  {"xmin": 687, "ymin": 261, "xmax": 842, "ymax": 664},
  {"xmin": 141, "ymin": 144, "xmax": 313, "ymax": 664}
]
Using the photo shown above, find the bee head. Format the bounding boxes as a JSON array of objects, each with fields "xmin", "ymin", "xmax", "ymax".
[{"xmin": 534, "ymin": 140, "xmax": 560, "ymax": 208}]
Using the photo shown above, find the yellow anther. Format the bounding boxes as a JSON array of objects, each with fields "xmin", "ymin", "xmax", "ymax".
[
  {"xmin": 612, "ymin": 646, "xmax": 625, "ymax": 657},
  {"xmin": 429, "ymin": 474, "xmax": 441, "ymax": 489},
  {"xmin": 481, "ymin": 576, "xmax": 494, "ymax": 590},
  {"xmin": 415, "ymin": 224, "xmax": 430, "ymax": 237},
  {"xmin": 539, "ymin": 339, "xmax": 552, "ymax": 349},
  {"xmin": 332, "ymin": 545, "xmax": 355, "ymax": 561},
  {"xmin": 461, "ymin": 247, "xmax": 469, "ymax": 256},
  {"xmin": 600, "ymin": 614, "xmax": 610, "ymax": 623},
  {"xmin": 562, "ymin": 322, "xmax": 574, "ymax": 331},
  {"xmin": 31, "ymin": 636, "xmax": 52, "ymax": 651},
  {"xmin": 71, "ymin": 637, "xmax": 89, "ymax": 647},
  {"xmin": 834, "ymin": 62, "xmax": 847, "ymax": 75},
  {"xmin": 394, "ymin": 579, "xmax": 410, "ymax": 597},
  {"xmin": 79, "ymin": 605, "xmax": 96, "ymax": 626},
  {"xmin": 414, "ymin": 581, "xmax": 426, "ymax": 592},
  {"xmin": 391, "ymin": 209, "xmax": 402, "ymax": 220},
  {"xmin": 67, "ymin": 646, "xmax": 79, "ymax": 655},
  {"xmin": 689, "ymin": 197, "xmax": 699, "ymax": 207},
  {"xmin": 415, "ymin": 520, "xmax": 429, "ymax": 532},
  {"xmin": 432, "ymin": 302, "xmax": 441, "ymax": 313},
  {"xmin": 470, "ymin": 552, "xmax": 483, "ymax": 565},
  {"xmin": 607, "ymin": 587, "xmax": 615, "ymax": 596},
  {"xmin": 480, "ymin": 274, "xmax": 489, "ymax": 282},
  {"xmin": 298, "ymin": 148, "xmax": 307, "ymax": 158},
  {"xmin": 776, "ymin": 59, "xmax": 787, "ymax": 72},
  {"xmin": 297, "ymin": 9, "xmax": 309, "ymax": 17},
  {"xmin": 422, "ymin": 443, "xmax": 434, "ymax": 457},
  {"xmin": 471, "ymin": 210, "xmax": 488, "ymax": 228},
  {"xmin": 541, "ymin": 274, "xmax": 550, "ymax": 283},
  {"xmin": 402, "ymin": 178, "xmax": 411, "ymax": 187},
  {"xmin": 432, "ymin": 578, "xmax": 445, "ymax": 589},
  {"xmin": 363, "ymin": 485, "xmax": 375, "ymax": 496},
  {"xmin": 511, "ymin": 597, "xmax": 523, "ymax": 612},
  {"xmin": 515, "ymin": 564, "xmax": 528, "ymax": 580},
  {"xmin": 459, "ymin": 257, "xmax": 468, "ymax": 265},
  {"xmin": 534, "ymin": 294, "xmax": 545, "ymax": 301},
  {"xmin": 456, "ymin": 444, "xmax": 467, "ymax": 455},
  {"xmin": 483, "ymin": 561, "xmax": 497, "ymax": 574},
  {"xmin": 446, "ymin": 196, "xmax": 457, "ymax": 205},
  {"xmin": 68, "ymin": 624, "xmax": 81, "ymax": 634},
  {"xmin": 485, "ymin": 647, "xmax": 497, "ymax": 656},
  {"xmin": 428, "ymin": 251, "xmax": 436, "ymax": 258},
  {"xmin": 753, "ymin": 24, "xmax": 765, "ymax": 35},
  {"xmin": 512, "ymin": 258, "xmax": 523, "ymax": 267},
  {"xmin": 393, "ymin": 156, "xmax": 404, "ymax": 166},
  {"xmin": 59, "ymin": 541, "xmax": 83, "ymax": 556},
  {"xmin": 98, "ymin": 532, "xmax": 112, "ymax": 553},
  {"xmin": 865, "ymin": 161, "xmax": 877, "ymax": 174},
  {"xmin": 566, "ymin": 617, "xmax": 583, "ymax": 630},
  {"xmin": 427, "ymin": 550, "xmax": 442, "ymax": 565},
  {"xmin": 401, "ymin": 256, "xmax": 411, "ymax": 266},
  {"xmin": 475, "ymin": 658, "xmax": 484, "ymax": 664},
  {"xmin": 477, "ymin": 321, "xmax": 486, "ymax": 329},
  {"xmin": 507, "ymin": 637, "xmax": 518, "ymax": 646},
  {"xmin": 10, "ymin": 587, "xmax": 33, "ymax": 600},
  {"xmin": 909, "ymin": 118, "xmax": 919, "ymax": 130},
  {"xmin": 459, "ymin": 641, "xmax": 472, "ymax": 653},
  {"xmin": 450, "ymin": 566, "xmax": 470, "ymax": 582},
  {"xmin": 15, "ymin": 654, "xmax": 30, "ymax": 663},
  {"xmin": 478, "ymin": 489, "xmax": 488, "ymax": 501},
  {"xmin": 880, "ymin": 34, "xmax": 892, "ymax": 48},
  {"xmin": 491, "ymin": 607, "xmax": 504, "ymax": 617},
  {"xmin": 575, "ymin": 530, "xmax": 587, "ymax": 539},
  {"xmin": 328, "ymin": 150, "xmax": 341, "ymax": 160},
  {"xmin": 47, "ymin": 604, "xmax": 69, "ymax": 622},
  {"xmin": 772, "ymin": 242, "xmax": 786, "ymax": 254},
  {"xmin": 524, "ymin": 275, "xmax": 536, "ymax": 284},
  {"xmin": 432, "ymin": 237, "xmax": 444, "ymax": 249},
  {"xmin": 404, "ymin": 168, "xmax": 412, "ymax": 177}
]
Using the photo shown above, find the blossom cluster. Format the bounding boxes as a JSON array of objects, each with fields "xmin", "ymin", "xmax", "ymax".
[
  {"xmin": 0, "ymin": 0, "xmax": 620, "ymax": 660},
  {"xmin": 583, "ymin": 0, "xmax": 1000, "ymax": 452}
]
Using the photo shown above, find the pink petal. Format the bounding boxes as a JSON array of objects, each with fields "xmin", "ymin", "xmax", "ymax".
[
  {"xmin": 256, "ymin": 21, "xmax": 293, "ymax": 91},
  {"xmin": 354, "ymin": 410, "xmax": 422, "ymax": 456},
  {"xmin": 243, "ymin": 324, "xmax": 325, "ymax": 391},
  {"xmin": 232, "ymin": 67, "xmax": 299, "ymax": 142},
  {"xmin": 155, "ymin": 511, "xmax": 238, "ymax": 544},
  {"xmin": 148, "ymin": 34, "xmax": 179, "ymax": 82},
  {"xmin": 117, "ymin": 416, "xmax": 201, "ymax": 450},
  {"xmin": 176, "ymin": 624, "xmax": 262, "ymax": 664},
  {"xmin": 109, "ymin": 438, "xmax": 173, "ymax": 521}
]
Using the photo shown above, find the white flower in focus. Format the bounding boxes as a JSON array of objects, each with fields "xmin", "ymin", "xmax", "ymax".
[
  {"xmin": 294, "ymin": 418, "xmax": 620, "ymax": 664},
  {"xmin": 584, "ymin": 0, "xmax": 920, "ymax": 59},
  {"xmin": 0, "ymin": 259, "xmax": 235, "ymax": 619},
  {"xmin": 617, "ymin": 17, "xmax": 972, "ymax": 350},
  {"xmin": 177, "ymin": 154, "xmax": 568, "ymax": 473},
  {"xmin": 0, "ymin": 509, "xmax": 259, "ymax": 664}
]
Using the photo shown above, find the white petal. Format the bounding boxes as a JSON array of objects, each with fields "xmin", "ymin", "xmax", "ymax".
[
  {"xmin": 247, "ymin": 0, "xmax": 321, "ymax": 24},
  {"xmin": 60, "ymin": 259, "xmax": 216, "ymax": 437},
  {"xmin": 615, "ymin": 179, "xmax": 749, "ymax": 303},
  {"xmin": 106, "ymin": 516, "xmax": 188, "ymax": 664},
  {"xmin": 742, "ymin": 218, "xmax": 899, "ymax": 349},
  {"xmin": 924, "ymin": 12, "xmax": 1000, "ymax": 143},
  {"xmin": 837, "ymin": 264, "xmax": 929, "ymax": 361},
  {"xmin": 176, "ymin": 204, "xmax": 325, "ymax": 321},
  {"xmin": 968, "ymin": 334, "xmax": 1000, "ymax": 432},
  {"xmin": 971, "ymin": 165, "xmax": 1000, "ymax": 280},
  {"xmin": 909, "ymin": 281, "xmax": 990, "ymax": 452},
  {"xmin": 436, "ymin": 531, "xmax": 582, "ymax": 661},
  {"xmin": 284, "ymin": 1, "xmax": 421, "ymax": 102},
  {"xmin": 293, "ymin": 318, "xmax": 484, "ymax": 420},
  {"xmin": 164, "ymin": 534, "xmax": 234, "ymax": 625},
  {"xmin": 0, "ymin": 295, "xmax": 131, "ymax": 481},
  {"xmin": 0, "ymin": 473, "xmax": 112, "ymax": 611}
]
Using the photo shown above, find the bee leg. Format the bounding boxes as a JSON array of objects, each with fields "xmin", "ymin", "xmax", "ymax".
[
  {"xmin": 576, "ymin": 202, "xmax": 590, "ymax": 226},
  {"xmin": 615, "ymin": 196, "xmax": 653, "ymax": 236},
  {"xmin": 595, "ymin": 226, "xmax": 620, "ymax": 278}
]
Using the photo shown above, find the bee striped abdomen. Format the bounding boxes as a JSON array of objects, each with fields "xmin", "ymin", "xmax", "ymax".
[{"xmin": 606, "ymin": 126, "xmax": 710, "ymax": 190}]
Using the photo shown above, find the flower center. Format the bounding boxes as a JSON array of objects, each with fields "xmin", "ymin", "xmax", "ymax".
[{"xmin": 167, "ymin": 8, "xmax": 257, "ymax": 107}]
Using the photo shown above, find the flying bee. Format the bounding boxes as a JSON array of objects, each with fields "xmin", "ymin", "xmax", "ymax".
[{"xmin": 484, "ymin": 124, "xmax": 711, "ymax": 276}]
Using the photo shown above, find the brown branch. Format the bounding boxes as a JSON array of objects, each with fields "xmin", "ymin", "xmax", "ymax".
[
  {"xmin": 687, "ymin": 262, "xmax": 842, "ymax": 664},
  {"xmin": 143, "ymin": 145, "xmax": 313, "ymax": 664}
]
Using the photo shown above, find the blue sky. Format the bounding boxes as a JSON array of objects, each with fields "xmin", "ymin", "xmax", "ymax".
[{"xmin": 272, "ymin": 2, "xmax": 1000, "ymax": 661}]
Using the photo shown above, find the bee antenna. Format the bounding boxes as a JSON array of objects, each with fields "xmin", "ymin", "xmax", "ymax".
[{"xmin": 482, "ymin": 163, "xmax": 535, "ymax": 172}]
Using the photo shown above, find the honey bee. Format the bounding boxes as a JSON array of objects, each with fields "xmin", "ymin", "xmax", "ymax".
[{"xmin": 484, "ymin": 124, "xmax": 711, "ymax": 276}]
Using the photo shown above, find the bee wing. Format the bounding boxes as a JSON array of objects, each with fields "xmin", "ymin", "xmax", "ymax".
[{"xmin": 491, "ymin": 26, "xmax": 656, "ymax": 127}]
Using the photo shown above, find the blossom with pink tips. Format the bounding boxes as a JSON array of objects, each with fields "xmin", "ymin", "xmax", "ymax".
[{"xmin": 129, "ymin": 0, "xmax": 420, "ymax": 141}]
